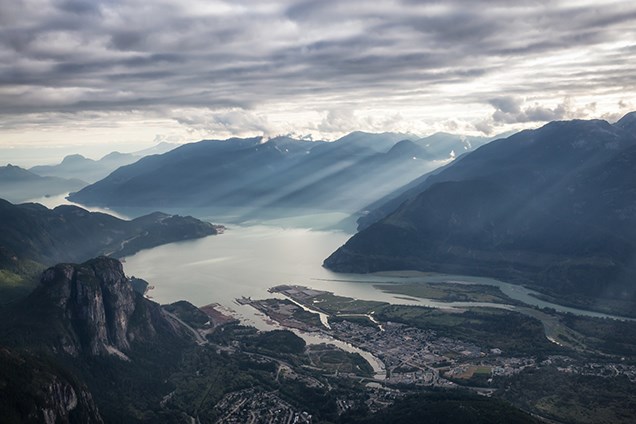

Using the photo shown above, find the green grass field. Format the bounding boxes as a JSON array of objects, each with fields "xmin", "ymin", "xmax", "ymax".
[{"xmin": 374, "ymin": 281, "xmax": 517, "ymax": 304}]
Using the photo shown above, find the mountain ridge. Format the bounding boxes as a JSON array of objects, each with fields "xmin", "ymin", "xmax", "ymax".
[
  {"xmin": 68, "ymin": 131, "xmax": 503, "ymax": 223},
  {"xmin": 0, "ymin": 198, "xmax": 219, "ymax": 268},
  {"xmin": 0, "ymin": 165, "xmax": 87, "ymax": 204},
  {"xmin": 325, "ymin": 113, "xmax": 636, "ymax": 315},
  {"xmin": 28, "ymin": 142, "xmax": 179, "ymax": 184}
]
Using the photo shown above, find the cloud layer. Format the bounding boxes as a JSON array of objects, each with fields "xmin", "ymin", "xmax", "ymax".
[{"xmin": 1, "ymin": 0, "xmax": 635, "ymax": 146}]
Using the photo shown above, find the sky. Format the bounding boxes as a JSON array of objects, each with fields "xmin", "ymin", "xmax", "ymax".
[{"xmin": 1, "ymin": 0, "xmax": 636, "ymax": 163}]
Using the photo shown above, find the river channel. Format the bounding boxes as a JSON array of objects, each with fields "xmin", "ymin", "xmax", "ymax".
[
  {"xmin": 123, "ymin": 223, "xmax": 632, "ymax": 321},
  {"xmin": 121, "ymin": 223, "xmax": 633, "ymax": 377}
]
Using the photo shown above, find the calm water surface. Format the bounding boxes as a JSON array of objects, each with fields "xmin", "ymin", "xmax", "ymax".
[
  {"xmin": 123, "ymin": 224, "xmax": 632, "ymax": 323},
  {"xmin": 123, "ymin": 224, "xmax": 391, "ymax": 378}
]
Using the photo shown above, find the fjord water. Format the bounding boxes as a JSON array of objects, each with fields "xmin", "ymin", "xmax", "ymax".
[
  {"xmin": 123, "ymin": 224, "xmax": 350, "ymax": 327},
  {"xmin": 122, "ymin": 223, "xmax": 631, "ymax": 323},
  {"xmin": 23, "ymin": 194, "xmax": 631, "ymax": 322}
]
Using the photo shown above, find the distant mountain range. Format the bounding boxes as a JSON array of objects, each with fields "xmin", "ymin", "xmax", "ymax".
[
  {"xmin": 68, "ymin": 131, "xmax": 503, "ymax": 221},
  {"xmin": 0, "ymin": 165, "xmax": 87, "ymax": 204},
  {"xmin": 325, "ymin": 112, "xmax": 636, "ymax": 315},
  {"xmin": 0, "ymin": 142, "xmax": 180, "ymax": 204},
  {"xmin": 28, "ymin": 141, "xmax": 179, "ymax": 184}
]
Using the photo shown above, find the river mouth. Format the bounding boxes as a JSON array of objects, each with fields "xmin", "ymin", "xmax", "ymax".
[
  {"xmin": 123, "ymin": 220, "xmax": 632, "ymax": 377},
  {"xmin": 123, "ymin": 222, "xmax": 633, "ymax": 328}
]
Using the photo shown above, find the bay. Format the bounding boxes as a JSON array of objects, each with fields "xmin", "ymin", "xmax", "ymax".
[{"xmin": 123, "ymin": 223, "xmax": 633, "ymax": 322}]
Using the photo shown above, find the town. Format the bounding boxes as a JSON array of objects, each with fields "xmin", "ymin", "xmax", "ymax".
[{"xmin": 166, "ymin": 284, "xmax": 636, "ymax": 423}]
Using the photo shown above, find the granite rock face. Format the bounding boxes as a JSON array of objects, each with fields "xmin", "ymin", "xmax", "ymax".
[
  {"xmin": 0, "ymin": 256, "xmax": 194, "ymax": 422},
  {"xmin": 40, "ymin": 376, "xmax": 103, "ymax": 424},
  {"xmin": 0, "ymin": 347, "xmax": 104, "ymax": 423},
  {"xmin": 37, "ymin": 257, "xmax": 158, "ymax": 356}
]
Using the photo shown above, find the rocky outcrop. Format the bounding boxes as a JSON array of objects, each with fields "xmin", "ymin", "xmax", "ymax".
[
  {"xmin": 0, "ymin": 256, "xmax": 196, "ymax": 422},
  {"xmin": 40, "ymin": 377, "xmax": 102, "ymax": 424},
  {"xmin": 34, "ymin": 257, "xmax": 163, "ymax": 357},
  {"xmin": 0, "ymin": 347, "xmax": 103, "ymax": 423}
]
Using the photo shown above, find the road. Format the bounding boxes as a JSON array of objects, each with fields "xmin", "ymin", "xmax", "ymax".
[{"xmin": 163, "ymin": 309, "xmax": 208, "ymax": 345}]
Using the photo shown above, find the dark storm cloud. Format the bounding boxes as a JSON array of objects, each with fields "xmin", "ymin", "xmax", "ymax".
[{"xmin": 0, "ymin": 0, "xmax": 635, "ymax": 127}]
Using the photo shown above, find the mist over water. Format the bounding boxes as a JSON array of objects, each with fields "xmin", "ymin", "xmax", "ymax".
[{"xmin": 26, "ymin": 193, "xmax": 131, "ymax": 219}]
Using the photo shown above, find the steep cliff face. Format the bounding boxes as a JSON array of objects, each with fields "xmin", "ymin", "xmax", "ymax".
[
  {"xmin": 0, "ymin": 257, "xmax": 193, "ymax": 422},
  {"xmin": 27, "ymin": 257, "xmax": 163, "ymax": 357},
  {"xmin": 0, "ymin": 347, "xmax": 103, "ymax": 423}
]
